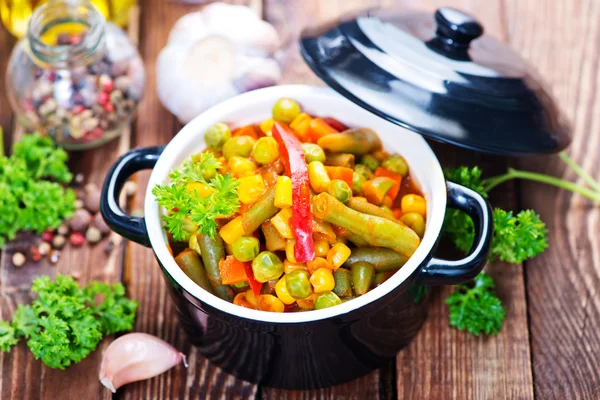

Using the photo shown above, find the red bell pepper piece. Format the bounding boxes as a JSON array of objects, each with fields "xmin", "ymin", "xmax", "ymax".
[
  {"xmin": 272, "ymin": 122, "xmax": 315, "ymax": 262},
  {"xmin": 323, "ymin": 117, "xmax": 349, "ymax": 132},
  {"xmin": 218, "ymin": 255, "xmax": 249, "ymax": 285},
  {"xmin": 243, "ymin": 262, "xmax": 263, "ymax": 296},
  {"xmin": 374, "ymin": 167, "xmax": 402, "ymax": 201},
  {"xmin": 325, "ymin": 166, "xmax": 354, "ymax": 190}
]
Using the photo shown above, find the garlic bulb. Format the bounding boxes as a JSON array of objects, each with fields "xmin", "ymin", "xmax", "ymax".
[
  {"xmin": 99, "ymin": 333, "xmax": 187, "ymax": 393},
  {"xmin": 157, "ymin": 2, "xmax": 282, "ymax": 123}
]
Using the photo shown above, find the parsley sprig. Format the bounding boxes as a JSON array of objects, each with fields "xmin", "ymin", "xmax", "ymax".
[
  {"xmin": 0, "ymin": 130, "xmax": 76, "ymax": 247},
  {"xmin": 443, "ymin": 151, "xmax": 600, "ymax": 336},
  {"xmin": 446, "ymin": 272, "xmax": 505, "ymax": 335},
  {"xmin": 0, "ymin": 275, "xmax": 137, "ymax": 369},
  {"xmin": 152, "ymin": 152, "xmax": 240, "ymax": 240}
]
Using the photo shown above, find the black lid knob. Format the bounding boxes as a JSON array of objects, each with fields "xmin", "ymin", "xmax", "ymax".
[{"xmin": 434, "ymin": 8, "xmax": 484, "ymax": 48}]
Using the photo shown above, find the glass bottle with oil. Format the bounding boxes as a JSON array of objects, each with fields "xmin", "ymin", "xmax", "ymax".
[{"xmin": 0, "ymin": 0, "xmax": 136, "ymax": 38}]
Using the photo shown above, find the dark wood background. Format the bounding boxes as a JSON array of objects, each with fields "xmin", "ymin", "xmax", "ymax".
[{"xmin": 0, "ymin": 0, "xmax": 599, "ymax": 399}]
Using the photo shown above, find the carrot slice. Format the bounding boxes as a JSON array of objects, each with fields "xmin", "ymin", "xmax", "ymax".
[
  {"xmin": 374, "ymin": 167, "xmax": 403, "ymax": 200},
  {"xmin": 218, "ymin": 255, "xmax": 249, "ymax": 285},
  {"xmin": 325, "ymin": 166, "xmax": 354, "ymax": 190}
]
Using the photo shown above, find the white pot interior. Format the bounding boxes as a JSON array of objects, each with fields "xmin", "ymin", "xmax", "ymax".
[{"xmin": 145, "ymin": 85, "xmax": 447, "ymax": 323}]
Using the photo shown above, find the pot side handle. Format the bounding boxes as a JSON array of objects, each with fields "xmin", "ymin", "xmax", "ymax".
[
  {"xmin": 418, "ymin": 181, "xmax": 493, "ymax": 285},
  {"xmin": 100, "ymin": 146, "xmax": 165, "ymax": 247}
]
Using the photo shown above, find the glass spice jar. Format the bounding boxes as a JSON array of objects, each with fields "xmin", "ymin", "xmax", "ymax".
[{"xmin": 5, "ymin": 0, "xmax": 144, "ymax": 150}]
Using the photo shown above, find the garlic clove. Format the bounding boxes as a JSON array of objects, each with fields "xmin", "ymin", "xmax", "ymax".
[
  {"xmin": 99, "ymin": 333, "xmax": 187, "ymax": 393},
  {"xmin": 233, "ymin": 56, "xmax": 282, "ymax": 92}
]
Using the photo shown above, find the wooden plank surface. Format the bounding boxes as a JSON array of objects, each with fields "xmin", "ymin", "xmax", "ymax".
[
  {"xmin": 1, "ymin": 0, "xmax": 599, "ymax": 399},
  {"xmin": 504, "ymin": 0, "xmax": 600, "ymax": 398}
]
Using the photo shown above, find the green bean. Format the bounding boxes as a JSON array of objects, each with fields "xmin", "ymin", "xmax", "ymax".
[
  {"xmin": 347, "ymin": 198, "xmax": 399, "ymax": 223},
  {"xmin": 197, "ymin": 233, "xmax": 234, "ymax": 301},
  {"xmin": 174, "ymin": 250, "xmax": 213, "ymax": 294},
  {"xmin": 333, "ymin": 268, "xmax": 353, "ymax": 297},
  {"xmin": 312, "ymin": 193, "xmax": 419, "ymax": 257},
  {"xmin": 317, "ymin": 128, "xmax": 382, "ymax": 155},
  {"xmin": 335, "ymin": 226, "xmax": 369, "ymax": 247},
  {"xmin": 242, "ymin": 185, "xmax": 278, "ymax": 234},
  {"xmin": 314, "ymin": 292, "xmax": 342, "ymax": 309},
  {"xmin": 373, "ymin": 270, "xmax": 397, "ymax": 287},
  {"xmin": 261, "ymin": 221, "xmax": 286, "ymax": 251},
  {"xmin": 325, "ymin": 152, "xmax": 355, "ymax": 168},
  {"xmin": 351, "ymin": 261, "xmax": 375, "ymax": 295},
  {"xmin": 354, "ymin": 164, "xmax": 374, "ymax": 180},
  {"xmin": 343, "ymin": 247, "xmax": 408, "ymax": 271}
]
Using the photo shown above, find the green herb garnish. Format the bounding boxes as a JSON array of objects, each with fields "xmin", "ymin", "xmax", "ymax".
[
  {"xmin": 446, "ymin": 272, "xmax": 505, "ymax": 336},
  {"xmin": 152, "ymin": 152, "xmax": 240, "ymax": 240},
  {"xmin": 0, "ymin": 130, "xmax": 76, "ymax": 247},
  {"xmin": 443, "ymin": 151, "xmax": 600, "ymax": 336},
  {"xmin": 0, "ymin": 274, "xmax": 137, "ymax": 369}
]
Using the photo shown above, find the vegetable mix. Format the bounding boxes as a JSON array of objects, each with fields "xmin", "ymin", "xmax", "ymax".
[{"xmin": 153, "ymin": 98, "xmax": 427, "ymax": 312}]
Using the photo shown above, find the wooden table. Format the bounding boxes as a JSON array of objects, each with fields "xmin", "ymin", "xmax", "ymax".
[{"xmin": 1, "ymin": 0, "xmax": 599, "ymax": 398}]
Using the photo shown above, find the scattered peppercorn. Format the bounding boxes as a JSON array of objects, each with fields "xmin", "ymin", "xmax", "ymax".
[
  {"xmin": 52, "ymin": 235, "xmax": 67, "ymax": 249},
  {"xmin": 93, "ymin": 214, "xmax": 111, "ymax": 235},
  {"xmin": 85, "ymin": 227, "xmax": 102, "ymax": 244},
  {"xmin": 41, "ymin": 231, "xmax": 54, "ymax": 242},
  {"xmin": 84, "ymin": 189, "xmax": 101, "ymax": 214},
  {"xmin": 57, "ymin": 224, "xmax": 69, "ymax": 236},
  {"xmin": 38, "ymin": 242, "xmax": 51, "ymax": 256},
  {"xmin": 30, "ymin": 246, "xmax": 43, "ymax": 262},
  {"xmin": 69, "ymin": 209, "xmax": 92, "ymax": 232},
  {"xmin": 70, "ymin": 232, "xmax": 86, "ymax": 246},
  {"xmin": 49, "ymin": 250, "xmax": 60, "ymax": 264}
]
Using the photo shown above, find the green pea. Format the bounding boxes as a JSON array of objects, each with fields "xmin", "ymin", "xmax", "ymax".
[
  {"xmin": 361, "ymin": 154, "xmax": 380, "ymax": 171},
  {"xmin": 352, "ymin": 172, "xmax": 366, "ymax": 195},
  {"xmin": 232, "ymin": 236, "xmax": 260, "ymax": 262},
  {"xmin": 327, "ymin": 179, "xmax": 352, "ymax": 203},
  {"xmin": 351, "ymin": 261, "xmax": 375, "ymax": 295},
  {"xmin": 204, "ymin": 122, "xmax": 231, "ymax": 150},
  {"xmin": 272, "ymin": 98, "xmax": 301, "ymax": 124},
  {"xmin": 251, "ymin": 251, "xmax": 284, "ymax": 283},
  {"xmin": 223, "ymin": 136, "xmax": 256, "ymax": 160},
  {"xmin": 382, "ymin": 154, "xmax": 408, "ymax": 176},
  {"xmin": 354, "ymin": 164, "xmax": 374, "ymax": 180},
  {"xmin": 314, "ymin": 291, "xmax": 342, "ymax": 309},
  {"xmin": 232, "ymin": 281, "xmax": 249, "ymax": 290},
  {"xmin": 252, "ymin": 137, "xmax": 280, "ymax": 165},
  {"xmin": 285, "ymin": 270, "xmax": 312, "ymax": 299},
  {"xmin": 301, "ymin": 143, "xmax": 326, "ymax": 163}
]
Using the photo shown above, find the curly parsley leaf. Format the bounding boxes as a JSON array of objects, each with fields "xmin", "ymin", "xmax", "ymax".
[
  {"xmin": 0, "ymin": 133, "xmax": 75, "ymax": 247},
  {"xmin": 491, "ymin": 209, "xmax": 548, "ymax": 263},
  {"xmin": 153, "ymin": 153, "xmax": 240, "ymax": 239},
  {"xmin": 446, "ymin": 272, "xmax": 505, "ymax": 335},
  {"xmin": 443, "ymin": 166, "xmax": 487, "ymax": 197},
  {"xmin": 0, "ymin": 274, "xmax": 137, "ymax": 369}
]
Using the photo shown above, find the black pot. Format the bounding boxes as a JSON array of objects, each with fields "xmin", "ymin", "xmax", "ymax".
[{"xmin": 101, "ymin": 86, "xmax": 492, "ymax": 389}]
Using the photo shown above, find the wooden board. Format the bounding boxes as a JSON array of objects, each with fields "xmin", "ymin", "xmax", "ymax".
[{"xmin": 504, "ymin": 0, "xmax": 600, "ymax": 398}]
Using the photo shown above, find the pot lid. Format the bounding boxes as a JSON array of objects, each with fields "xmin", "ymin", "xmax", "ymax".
[{"xmin": 299, "ymin": 7, "xmax": 571, "ymax": 155}]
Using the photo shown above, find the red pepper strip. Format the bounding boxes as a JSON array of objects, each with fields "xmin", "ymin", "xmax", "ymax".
[
  {"xmin": 272, "ymin": 122, "xmax": 315, "ymax": 262},
  {"xmin": 243, "ymin": 262, "xmax": 263, "ymax": 297},
  {"xmin": 374, "ymin": 167, "xmax": 402, "ymax": 201},
  {"xmin": 323, "ymin": 117, "xmax": 349, "ymax": 132}
]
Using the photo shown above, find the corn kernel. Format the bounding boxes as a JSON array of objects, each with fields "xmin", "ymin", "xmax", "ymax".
[
  {"xmin": 233, "ymin": 290, "xmax": 258, "ymax": 309},
  {"xmin": 185, "ymin": 182, "xmax": 215, "ymax": 197},
  {"xmin": 275, "ymin": 276, "xmax": 296, "ymax": 305},
  {"xmin": 297, "ymin": 293, "xmax": 317, "ymax": 310},
  {"xmin": 271, "ymin": 208, "xmax": 294, "ymax": 239},
  {"xmin": 260, "ymin": 118, "xmax": 275, "ymax": 135},
  {"xmin": 309, "ymin": 268, "xmax": 335, "ymax": 293},
  {"xmin": 307, "ymin": 257, "xmax": 332, "ymax": 275},
  {"xmin": 289, "ymin": 113, "xmax": 312, "ymax": 141},
  {"xmin": 188, "ymin": 234, "xmax": 201, "ymax": 255},
  {"xmin": 308, "ymin": 161, "xmax": 331, "ymax": 193},
  {"xmin": 228, "ymin": 156, "xmax": 257, "ymax": 177},
  {"xmin": 314, "ymin": 239, "xmax": 330, "ymax": 258},
  {"xmin": 245, "ymin": 289, "xmax": 258, "ymax": 308},
  {"xmin": 401, "ymin": 194, "xmax": 427, "ymax": 217},
  {"xmin": 285, "ymin": 239, "xmax": 297, "ymax": 263},
  {"xmin": 257, "ymin": 294, "xmax": 285, "ymax": 312},
  {"xmin": 274, "ymin": 176, "xmax": 293, "ymax": 208},
  {"xmin": 327, "ymin": 243, "xmax": 351, "ymax": 269},
  {"xmin": 219, "ymin": 216, "xmax": 246, "ymax": 244},
  {"xmin": 284, "ymin": 259, "xmax": 307, "ymax": 274},
  {"xmin": 237, "ymin": 175, "xmax": 266, "ymax": 204}
]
